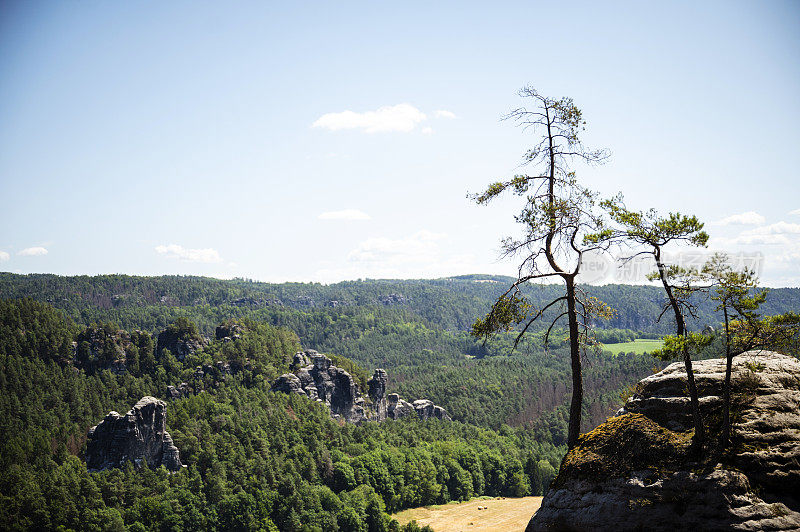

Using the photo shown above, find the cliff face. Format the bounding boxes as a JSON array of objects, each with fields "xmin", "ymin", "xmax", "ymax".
[
  {"xmin": 528, "ymin": 351, "xmax": 800, "ymax": 532},
  {"xmin": 271, "ymin": 350, "xmax": 450, "ymax": 424},
  {"xmin": 86, "ymin": 396, "xmax": 184, "ymax": 472}
]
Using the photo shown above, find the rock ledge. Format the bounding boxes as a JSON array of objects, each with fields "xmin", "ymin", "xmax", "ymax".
[{"xmin": 528, "ymin": 351, "xmax": 800, "ymax": 531}]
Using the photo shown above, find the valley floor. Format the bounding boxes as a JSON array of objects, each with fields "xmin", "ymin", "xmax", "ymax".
[{"xmin": 392, "ymin": 496, "xmax": 543, "ymax": 532}]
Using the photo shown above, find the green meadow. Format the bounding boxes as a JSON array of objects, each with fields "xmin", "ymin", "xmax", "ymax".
[{"xmin": 600, "ymin": 338, "xmax": 664, "ymax": 356}]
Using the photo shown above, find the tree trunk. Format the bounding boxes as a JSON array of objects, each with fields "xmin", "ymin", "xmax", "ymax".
[
  {"xmin": 682, "ymin": 345, "xmax": 705, "ymax": 451},
  {"xmin": 655, "ymin": 248, "xmax": 704, "ymax": 450},
  {"xmin": 722, "ymin": 306, "xmax": 732, "ymax": 447},
  {"xmin": 565, "ymin": 276, "xmax": 582, "ymax": 449}
]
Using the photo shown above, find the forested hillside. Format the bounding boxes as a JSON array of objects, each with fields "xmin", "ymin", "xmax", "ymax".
[
  {"xmin": 3, "ymin": 273, "xmax": 798, "ymax": 434},
  {"xmin": 0, "ymin": 299, "xmax": 562, "ymax": 531},
  {"xmin": 0, "ymin": 272, "xmax": 756, "ymax": 432},
  {"xmin": 1, "ymin": 274, "xmax": 797, "ymax": 530}
]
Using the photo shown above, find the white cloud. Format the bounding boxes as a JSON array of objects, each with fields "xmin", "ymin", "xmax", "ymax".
[
  {"xmin": 713, "ymin": 220, "xmax": 800, "ymax": 246},
  {"xmin": 421, "ymin": 127, "xmax": 434, "ymax": 136},
  {"xmin": 347, "ymin": 230, "xmax": 446, "ymax": 264},
  {"xmin": 729, "ymin": 234, "xmax": 791, "ymax": 246},
  {"xmin": 18, "ymin": 246, "xmax": 48, "ymax": 256},
  {"xmin": 155, "ymin": 244, "xmax": 222, "ymax": 263},
  {"xmin": 712, "ymin": 211, "xmax": 765, "ymax": 226},
  {"xmin": 0, "ymin": 251, "xmax": 9, "ymax": 262},
  {"xmin": 772, "ymin": 249, "xmax": 800, "ymax": 265},
  {"xmin": 713, "ymin": 221, "xmax": 800, "ymax": 251},
  {"xmin": 317, "ymin": 209, "xmax": 371, "ymax": 221},
  {"xmin": 311, "ymin": 229, "xmax": 519, "ymax": 282},
  {"xmin": 757, "ymin": 248, "xmax": 800, "ymax": 287},
  {"xmin": 746, "ymin": 221, "xmax": 800, "ymax": 235},
  {"xmin": 315, "ymin": 239, "xmax": 490, "ymax": 282},
  {"xmin": 312, "ymin": 103, "xmax": 427, "ymax": 133},
  {"xmin": 434, "ymin": 110, "xmax": 457, "ymax": 119},
  {"xmin": 789, "ymin": 208, "xmax": 800, "ymax": 216}
]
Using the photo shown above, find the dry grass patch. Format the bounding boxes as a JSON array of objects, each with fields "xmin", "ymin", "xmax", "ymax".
[{"xmin": 392, "ymin": 496, "xmax": 543, "ymax": 532}]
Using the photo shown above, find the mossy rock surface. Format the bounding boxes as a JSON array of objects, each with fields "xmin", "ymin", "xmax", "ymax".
[{"xmin": 556, "ymin": 413, "xmax": 692, "ymax": 487}]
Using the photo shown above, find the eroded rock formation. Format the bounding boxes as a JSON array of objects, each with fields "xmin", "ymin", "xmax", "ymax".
[
  {"xmin": 272, "ymin": 350, "xmax": 450, "ymax": 424},
  {"xmin": 528, "ymin": 351, "xmax": 800, "ymax": 531},
  {"xmin": 156, "ymin": 326, "xmax": 207, "ymax": 361},
  {"xmin": 387, "ymin": 393, "xmax": 414, "ymax": 420},
  {"xmin": 86, "ymin": 396, "xmax": 184, "ymax": 472},
  {"xmin": 368, "ymin": 369, "xmax": 388, "ymax": 421},
  {"xmin": 73, "ymin": 325, "xmax": 136, "ymax": 373},
  {"xmin": 273, "ymin": 351, "xmax": 366, "ymax": 423}
]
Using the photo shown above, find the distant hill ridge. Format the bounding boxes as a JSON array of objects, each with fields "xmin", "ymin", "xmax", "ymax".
[{"xmin": 3, "ymin": 272, "xmax": 799, "ymax": 334}]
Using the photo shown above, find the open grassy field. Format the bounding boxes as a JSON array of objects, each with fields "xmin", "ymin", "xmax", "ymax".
[
  {"xmin": 601, "ymin": 338, "xmax": 663, "ymax": 356},
  {"xmin": 392, "ymin": 496, "xmax": 543, "ymax": 532}
]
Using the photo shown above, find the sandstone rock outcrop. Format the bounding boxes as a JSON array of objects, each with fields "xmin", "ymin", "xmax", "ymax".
[
  {"xmin": 368, "ymin": 369, "xmax": 388, "ymax": 421},
  {"xmin": 621, "ymin": 351, "xmax": 800, "ymax": 497},
  {"xmin": 86, "ymin": 396, "xmax": 184, "ymax": 472},
  {"xmin": 412, "ymin": 399, "xmax": 452, "ymax": 420},
  {"xmin": 74, "ymin": 325, "xmax": 137, "ymax": 373},
  {"xmin": 387, "ymin": 393, "xmax": 415, "ymax": 420},
  {"xmin": 378, "ymin": 293, "xmax": 406, "ymax": 306},
  {"xmin": 528, "ymin": 351, "xmax": 800, "ymax": 531},
  {"xmin": 156, "ymin": 323, "xmax": 207, "ymax": 361},
  {"xmin": 272, "ymin": 350, "xmax": 450, "ymax": 424},
  {"xmin": 166, "ymin": 382, "xmax": 191, "ymax": 399},
  {"xmin": 272, "ymin": 373, "xmax": 306, "ymax": 395},
  {"xmin": 215, "ymin": 322, "xmax": 243, "ymax": 341},
  {"xmin": 291, "ymin": 351, "xmax": 312, "ymax": 369},
  {"xmin": 273, "ymin": 351, "xmax": 365, "ymax": 423},
  {"xmin": 385, "ymin": 394, "xmax": 451, "ymax": 421}
]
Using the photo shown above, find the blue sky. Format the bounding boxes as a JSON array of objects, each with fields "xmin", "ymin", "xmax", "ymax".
[{"xmin": 1, "ymin": 1, "xmax": 799, "ymax": 285}]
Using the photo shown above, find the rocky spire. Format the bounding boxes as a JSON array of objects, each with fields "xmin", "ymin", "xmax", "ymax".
[{"xmin": 86, "ymin": 396, "xmax": 184, "ymax": 472}]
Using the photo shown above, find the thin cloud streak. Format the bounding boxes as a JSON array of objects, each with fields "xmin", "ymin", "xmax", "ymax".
[
  {"xmin": 18, "ymin": 246, "xmax": 48, "ymax": 256},
  {"xmin": 155, "ymin": 244, "xmax": 223, "ymax": 263},
  {"xmin": 711, "ymin": 211, "xmax": 765, "ymax": 226}
]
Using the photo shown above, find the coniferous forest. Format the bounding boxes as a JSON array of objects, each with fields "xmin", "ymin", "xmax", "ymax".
[{"xmin": 1, "ymin": 274, "xmax": 799, "ymax": 530}]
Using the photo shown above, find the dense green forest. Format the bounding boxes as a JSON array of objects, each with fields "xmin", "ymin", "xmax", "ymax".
[
  {"xmin": 1, "ymin": 272, "xmax": 765, "ymax": 431},
  {"xmin": 1, "ymin": 274, "xmax": 798, "ymax": 530},
  {"xmin": 0, "ymin": 298, "xmax": 562, "ymax": 531}
]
